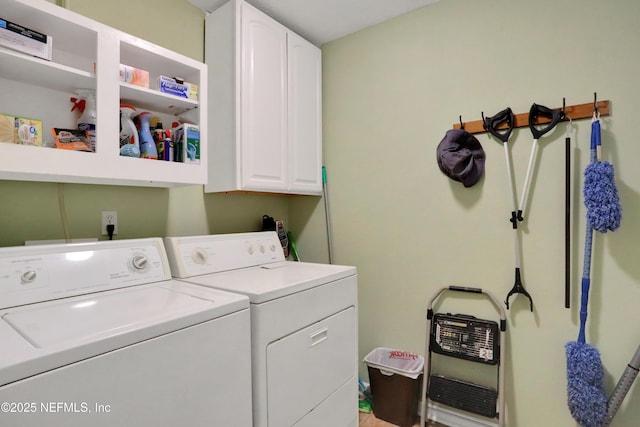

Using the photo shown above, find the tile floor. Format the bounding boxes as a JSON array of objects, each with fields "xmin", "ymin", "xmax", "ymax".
[{"xmin": 358, "ymin": 412, "xmax": 446, "ymax": 427}]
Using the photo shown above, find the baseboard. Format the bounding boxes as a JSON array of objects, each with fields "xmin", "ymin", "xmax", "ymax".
[{"xmin": 425, "ymin": 402, "xmax": 499, "ymax": 427}]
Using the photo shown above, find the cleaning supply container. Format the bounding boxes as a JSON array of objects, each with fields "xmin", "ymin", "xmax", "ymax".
[
  {"xmin": 364, "ymin": 347, "xmax": 424, "ymax": 427},
  {"xmin": 119, "ymin": 104, "xmax": 140, "ymax": 157},
  {"xmin": 70, "ymin": 89, "xmax": 97, "ymax": 152},
  {"xmin": 137, "ymin": 111, "xmax": 158, "ymax": 159}
]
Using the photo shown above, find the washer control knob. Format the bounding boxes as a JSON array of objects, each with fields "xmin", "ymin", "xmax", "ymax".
[
  {"xmin": 21, "ymin": 270, "xmax": 37, "ymax": 284},
  {"xmin": 130, "ymin": 254, "xmax": 148, "ymax": 271},
  {"xmin": 247, "ymin": 245, "xmax": 254, "ymax": 255},
  {"xmin": 259, "ymin": 245, "xmax": 265, "ymax": 253},
  {"xmin": 192, "ymin": 248, "xmax": 208, "ymax": 264},
  {"xmin": 269, "ymin": 244, "xmax": 277, "ymax": 252}
]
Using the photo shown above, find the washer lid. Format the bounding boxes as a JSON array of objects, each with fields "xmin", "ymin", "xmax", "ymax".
[
  {"xmin": 0, "ymin": 280, "xmax": 249, "ymax": 386},
  {"xmin": 6, "ymin": 285, "xmax": 212, "ymax": 348},
  {"xmin": 181, "ymin": 261, "xmax": 356, "ymax": 303}
]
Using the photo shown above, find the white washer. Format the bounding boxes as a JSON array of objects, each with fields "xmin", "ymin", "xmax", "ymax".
[
  {"xmin": 0, "ymin": 238, "xmax": 252, "ymax": 427},
  {"xmin": 164, "ymin": 232, "xmax": 359, "ymax": 427}
]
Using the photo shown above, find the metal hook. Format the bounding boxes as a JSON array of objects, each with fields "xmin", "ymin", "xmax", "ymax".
[
  {"xmin": 562, "ymin": 97, "xmax": 566, "ymax": 119},
  {"xmin": 565, "ymin": 115, "xmax": 573, "ymax": 139},
  {"xmin": 481, "ymin": 112, "xmax": 486, "ymax": 129},
  {"xmin": 459, "ymin": 115, "xmax": 465, "ymax": 130},
  {"xmin": 594, "ymin": 92, "xmax": 599, "ymax": 114}
]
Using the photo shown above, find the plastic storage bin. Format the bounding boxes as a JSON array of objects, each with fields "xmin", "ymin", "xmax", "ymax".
[{"xmin": 364, "ymin": 347, "xmax": 424, "ymax": 427}]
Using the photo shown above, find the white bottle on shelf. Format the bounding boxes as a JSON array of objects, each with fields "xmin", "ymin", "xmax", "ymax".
[{"xmin": 71, "ymin": 89, "xmax": 97, "ymax": 152}]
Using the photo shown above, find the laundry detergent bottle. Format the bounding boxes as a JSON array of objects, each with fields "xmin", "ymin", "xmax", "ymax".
[
  {"xmin": 119, "ymin": 104, "xmax": 140, "ymax": 157},
  {"xmin": 137, "ymin": 111, "xmax": 158, "ymax": 159},
  {"xmin": 70, "ymin": 89, "xmax": 97, "ymax": 152}
]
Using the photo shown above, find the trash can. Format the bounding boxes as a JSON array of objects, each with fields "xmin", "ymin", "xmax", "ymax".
[{"xmin": 364, "ymin": 347, "xmax": 424, "ymax": 427}]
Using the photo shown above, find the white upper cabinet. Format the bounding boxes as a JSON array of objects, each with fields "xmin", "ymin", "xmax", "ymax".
[
  {"xmin": 287, "ymin": 32, "xmax": 322, "ymax": 194},
  {"xmin": 0, "ymin": 0, "xmax": 207, "ymax": 187},
  {"xmin": 240, "ymin": 4, "xmax": 288, "ymax": 191},
  {"xmin": 204, "ymin": 0, "xmax": 322, "ymax": 195}
]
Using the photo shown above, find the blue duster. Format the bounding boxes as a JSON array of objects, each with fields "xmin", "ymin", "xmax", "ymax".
[
  {"xmin": 583, "ymin": 118, "xmax": 622, "ymax": 232},
  {"xmin": 566, "ymin": 117, "xmax": 614, "ymax": 427},
  {"xmin": 584, "ymin": 162, "xmax": 622, "ymax": 233},
  {"xmin": 566, "ymin": 341, "xmax": 608, "ymax": 426}
]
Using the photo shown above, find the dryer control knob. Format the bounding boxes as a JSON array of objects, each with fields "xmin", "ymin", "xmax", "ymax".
[
  {"xmin": 259, "ymin": 245, "xmax": 265, "ymax": 253},
  {"xmin": 130, "ymin": 254, "xmax": 148, "ymax": 271},
  {"xmin": 269, "ymin": 244, "xmax": 277, "ymax": 252},
  {"xmin": 192, "ymin": 248, "xmax": 208, "ymax": 264},
  {"xmin": 247, "ymin": 245, "xmax": 254, "ymax": 255},
  {"xmin": 21, "ymin": 270, "xmax": 37, "ymax": 284}
]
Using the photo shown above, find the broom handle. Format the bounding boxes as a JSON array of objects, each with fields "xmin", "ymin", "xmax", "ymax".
[
  {"xmin": 604, "ymin": 344, "xmax": 640, "ymax": 426},
  {"xmin": 322, "ymin": 166, "xmax": 334, "ymax": 264}
]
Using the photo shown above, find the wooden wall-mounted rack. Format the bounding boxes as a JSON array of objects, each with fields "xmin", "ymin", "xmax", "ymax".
[{"xmin": 453, "ymin": 100, "xmax": 610, "ymax": 134}]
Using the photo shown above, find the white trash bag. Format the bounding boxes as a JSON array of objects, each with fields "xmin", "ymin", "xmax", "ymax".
[{"xmin": 364, "ymin": 347, "xmax": 424, "ymax": 379}]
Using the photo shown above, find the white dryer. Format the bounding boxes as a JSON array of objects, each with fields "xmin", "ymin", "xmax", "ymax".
[
  {"xmin": 164, "ymin": 232, "xmax": 359, "ymax": 427},
  {"xmin": 0, "ymin": 238, "xmax": 252, "ymax": 427}
]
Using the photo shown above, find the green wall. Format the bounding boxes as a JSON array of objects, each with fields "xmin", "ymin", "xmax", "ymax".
[
  {"xmin": 0, "ymin": 181, "xmax": 169, "ymax": 246},
  {"xmin": 321, "ymin": 0, "xmax": 640, "ymax": 425}
]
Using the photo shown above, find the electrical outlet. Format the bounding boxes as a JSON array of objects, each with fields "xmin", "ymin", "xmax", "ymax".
[{"xmin": 101, "ymin": 211, "xmax": 118, "ymax": 236}]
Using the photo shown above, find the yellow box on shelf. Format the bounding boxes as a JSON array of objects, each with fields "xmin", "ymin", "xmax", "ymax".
[{"xmin": 0, "ymin": 113, "xmax": 43, "ymax": 146}]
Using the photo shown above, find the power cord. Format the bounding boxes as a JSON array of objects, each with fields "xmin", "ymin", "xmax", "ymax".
[
  {"xmin": 58, "ymin": 183, "xmax": 72, "ymax": 242},
  {"xmin": 107, "ymin": 223, "xmax": 115, "ymax": 240}
]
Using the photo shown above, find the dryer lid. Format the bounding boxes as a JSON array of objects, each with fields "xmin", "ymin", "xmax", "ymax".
[{"xmin": 182, "ymin": 261, "xmax": 356, "ymax": 303}]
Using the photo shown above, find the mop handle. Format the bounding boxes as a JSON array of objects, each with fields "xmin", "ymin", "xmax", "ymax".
[{"xmin": 604, "ymin": 344, "xmax": 640, "ymax": 426}]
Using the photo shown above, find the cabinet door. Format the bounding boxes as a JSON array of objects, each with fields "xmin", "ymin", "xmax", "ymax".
[
  {"xmin": 240, "ymin": 3, "xmax": 288, "ymax": 191},
  {"xmin": 288, "ymin": 32, "xmax": 323, "ymax": 195}
]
